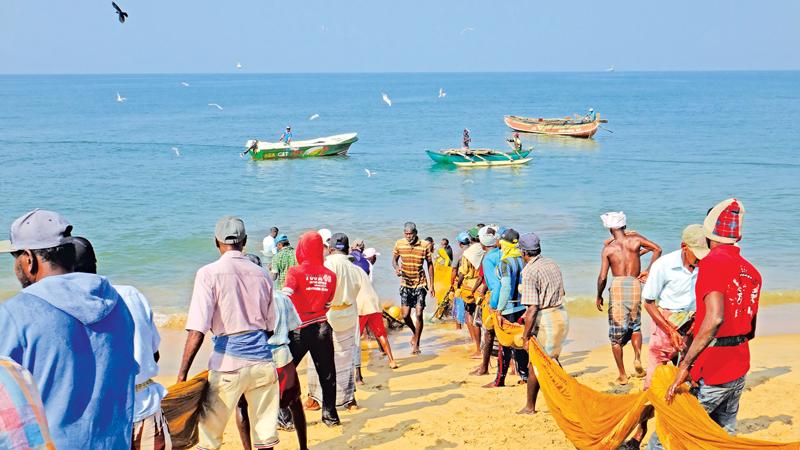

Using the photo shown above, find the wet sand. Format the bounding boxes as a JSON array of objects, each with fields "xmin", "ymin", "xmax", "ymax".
[{"xmin": 155, "ymin": 303, "xmax": 800, "ymax": 449}]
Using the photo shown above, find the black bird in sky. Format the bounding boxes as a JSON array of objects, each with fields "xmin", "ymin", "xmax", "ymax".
[{"xmin": 112, "ymin": 2, "xmax": 128, "ymax": 23}]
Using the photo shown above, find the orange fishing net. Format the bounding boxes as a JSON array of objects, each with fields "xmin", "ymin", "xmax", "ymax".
[
  {"xmin": 161, "ymin": 371, "xmax": 209, "ymax": 450},
  {"xmin": 527, "ymin": 340, "xmax": 800, "ymax": 450}
]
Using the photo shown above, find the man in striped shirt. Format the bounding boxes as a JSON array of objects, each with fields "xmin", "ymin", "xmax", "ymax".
[{"xmin": 392, "ymin": 222, "xmax": 435, "ymax": 355}]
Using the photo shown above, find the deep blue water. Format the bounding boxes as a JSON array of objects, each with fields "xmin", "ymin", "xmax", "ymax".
[{"xmin": 1, "ymin": 72, "xmax": 798, "ymax": 315}]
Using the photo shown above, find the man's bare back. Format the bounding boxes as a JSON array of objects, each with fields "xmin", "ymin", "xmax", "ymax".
[{"xmin": 596, "ymin": 230, "xmax": 661, "ymax": 311}]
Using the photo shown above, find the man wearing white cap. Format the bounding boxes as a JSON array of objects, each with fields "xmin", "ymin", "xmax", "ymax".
[
  {"xmin": 363, "ymin": 247, "xmax": 380, "ymax": 280},
  {"xmin": 597, "ymin": 211, "xmax": 661, "ymax": 385},
  {"xmin": 665, "ymin": 199, "xmax": 761, "ymax": 437}
]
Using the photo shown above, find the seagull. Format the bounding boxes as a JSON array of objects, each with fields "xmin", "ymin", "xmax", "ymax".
[
  {"xmin": 438, "ymin": 88, "xmax": 446, "ymax": 98},
  {"xmin": 208, "ymin": 103, "xmax": 223, "ymax": 110},
  {"xmin": 460, "ymin": 27, "xmax": 475, "ymax": 35},
  {"xmin": 112, "ymin": 2, "xmax": 128, "ymax": 23},
  {"xmin": 236, "ymin": 62, "xmax": 243, "ymax": 70},
  {"xmin": 463, "ymin": 179, "xmax": 474, "ymax": 184},
  {"xmin": 172, "ymin": 147, "xmax": 181, "ymax": 156},
  {"xmin": 364, "ymin": 169, "xmax": 376, "ymax": 177},
  {"xmin": 606, "ymin": 66, "xmax": 615, "ymax": 72},
  {"xmin": 116, "ymin": 92, "xmax": 126, "ymax": 103},
  {"xmin": 308, "ymin": 113, "xmax": 320, "ymax": 121},
  {"xmin": 180, "ymin": 81, "xmax": 190, "ymax": 87},
  {"xmin": 381, "ymin": 92, "xmax": 392, "ymax": 107}
]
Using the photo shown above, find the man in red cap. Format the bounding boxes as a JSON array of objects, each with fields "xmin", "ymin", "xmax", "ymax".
[{"xmin": 666, "ymin": 198, "xmax": 761, "ymax": 436}]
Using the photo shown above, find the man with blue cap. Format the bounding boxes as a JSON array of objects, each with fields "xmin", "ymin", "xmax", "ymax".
[{"xmin": 272, "ymin": 234, "xmax": 296, "ymax": 290}]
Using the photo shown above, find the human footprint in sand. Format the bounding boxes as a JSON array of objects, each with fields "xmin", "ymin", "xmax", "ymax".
[
  {"xmin": 392, "ymin": 222, "xmax": 435, "ymax": 355},
  {"xmin": 596, "ymin": 211, "xmax": 661, "ymax": 385}
]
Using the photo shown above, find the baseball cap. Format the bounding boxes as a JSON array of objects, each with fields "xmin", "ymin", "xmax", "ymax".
[
  {"xmin": 214, "ymin": 216, "xmax": 246, "ymax": 245},
  {"xmin": 456, "ymin": 231, "xmax": 470, "ymax": 245},
  {"xmin": 0, "ymin": 209, "xmax": 73, "ymax": 253},
  {"xmin": 275, "ymin": 234, "xmax": 289, "ymax": 244},
  {"xmin": 318, "ymin": 228, "xmax": 332, "ymax": 246},
  {"xmin": 500, "ymin": 228, "xmax": 519, "ymax": 244},
  {"xmin": 467, "ymin": 227, "xmax": 479, "ymax": 239},
  {"xmin": 681, "ymin": 224, "xmax": 710, "ymax": 260},
  {"xmin": 478, "ymin": 226, "xmax": 498, "ymax": 247},
  {"xmin": 330, "ymin": 232, "xmax": 349, "ymax": 251},
  {"xmin": 519, "ymin": 233, "xmax": 541, "ymax": 252},
  {"xmin": 704, "ymin": 198, "xmax": 745, "ymax": 244},
  {"xmin": 364, "ymin": 248, "xmax": 380, "ymax": 258}
]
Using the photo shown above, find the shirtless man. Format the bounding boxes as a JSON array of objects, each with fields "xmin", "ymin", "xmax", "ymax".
[{"xmin": 596, "ymin": 211, "xmax": 661, "ymax": 385}]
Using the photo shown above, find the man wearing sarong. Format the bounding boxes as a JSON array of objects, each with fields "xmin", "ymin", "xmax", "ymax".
[
  {"xmin": 283, "ymin": 231, "xmax": 339, "ymax": 426},
  {"xmin": 306, "ymin": 233, "xmax": 379, "ymax": 410},
  {"xmin": 596, "ymin": 211, "xmax": 661, "ymax": 385},
  {"xmin": 485, "ymin": 229, "xmax": 528, "ymax": 388},
  {"xmin": 517, "ymin": 232, "xmax": 569, "ymax": 415},
  {"xmin": 471, "ymin": 226, "xmax": 500, "ymax": 376},
  {"xmin": 621, "ymin": 225, "xmax": 708, "ymax": 449},
  {"xmin": 666, "ymin": 199, "xmax": 761, "ymax": 436},
  {"xmin": 178, "ymin": 216, "xmax": 279, "ymax": 450},
  {"xmin": 450, "ymin": 231, "xmax": 485, "ymax": 358},
  {"xmin": 392, "ymin": 222, "xmax": 435, "ymax": 355}
]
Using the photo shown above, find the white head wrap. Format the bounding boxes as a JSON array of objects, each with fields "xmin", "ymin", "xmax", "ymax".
[
  {"xmin": 478, "ymin": 226, "xmax": 498, "ymax": 246},
  {"xmin": 601, "ymin": 211, "xmax": 627, "ymax": 229},
  {"xmin": 317, "ymin": 228, "xmax": 332, "ymax": 246}
]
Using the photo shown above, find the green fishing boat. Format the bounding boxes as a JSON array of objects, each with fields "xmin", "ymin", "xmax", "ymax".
[
  {"xmin": 243, "ymin": 133, "xmax": 358, "ymax": 160},
  {"xmin": 426, "ymin": 148, "xmax": 532, "ymax": 167}
]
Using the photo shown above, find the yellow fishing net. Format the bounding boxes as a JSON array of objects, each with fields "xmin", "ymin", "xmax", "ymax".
[
  {"xmin": 527, "ymin": 340, "xmax": 800, "ymax": 450},
  {"xmin": 161, "ymin": 371, "xmax": 209, "ymax": 450},
  {"xmin": 491, "ymin": 313, "xmax": 524, "ymax": 348}
]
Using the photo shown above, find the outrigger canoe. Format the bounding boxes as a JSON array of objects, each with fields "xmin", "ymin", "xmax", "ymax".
[
  {"xmin": 426, "ymin": 149, "xmax": 532, "ymax": 167},
  {"xmin": 243, "ymin": 133, "xmax": 358, "ymax": 160},
  {"xmin": 504, "ymin": 114, "xmax": 605, "ymax": 138}
]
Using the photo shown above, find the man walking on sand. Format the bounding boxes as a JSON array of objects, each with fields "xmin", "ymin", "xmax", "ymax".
[
  {"xmin": 392, "ymin": 222, "xmax": 435, "ymax": 355},
  {"xmin": 596, "ymin": 211, "xmax": 661, "ymax": 385},
  {"xmin": 178, "ymin": 216, "xmax": 280, "ymax": 449},
  {"xmin": 665, "ymin": 199, "xmax": 760, "ymax": 436}
]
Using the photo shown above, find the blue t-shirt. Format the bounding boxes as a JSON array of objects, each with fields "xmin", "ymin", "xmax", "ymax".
[
  {"xmin": 0, "ymin": 273, "xmax": 137, "ymax": 449},
  {"xmin": 283, "ymin": 131, "xmax": 292, "ymax": 144},
  {"xmin": 497, "ymin": 256, "xmax": 526, "ymax": 315},
  {"xmin": 482, "ymin": 248, "xmax": 502, "ymax": 309}
]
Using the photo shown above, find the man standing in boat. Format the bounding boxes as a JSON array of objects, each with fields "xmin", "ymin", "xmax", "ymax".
[
  {"xmin": 462, "ymin": 128, "xmax": 471, "ymax": 149},
  {"xmin": 279, "ymin": 126, "xmax": 293, "ymax": 145},
  {"xmin": 585, "ymin": 108, "xmax": 596, "ymax": 123}
]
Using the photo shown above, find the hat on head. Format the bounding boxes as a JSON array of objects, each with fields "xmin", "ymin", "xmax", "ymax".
[
  {"xmin": 704, "ymin": 198, "xmax": 745, "ymax": 244},
  {"xmin": 72, "ymin": 236, "xmax": 97, "ymax": 273},
  {"xmin": 318, "ymin": 228, "xmax": 332, "ymax": 246},
  {"xmin": 601, "ymin": 211, "xmax": 627, "ymax": 229},
  {"xmin": 456, "ymin": 231, "xmax": 470, "ymax": 245},
  {"xmin": 330, "ymin": 232, "xmax": 349, "ymax": 251},
  {"xmin": 467, "ymin": 227, "xmax": 479, "ymax": 239},
  {"xmin": 1, "ymin": 209, "xmax": 73, "ymax": 253},
  {"xmin": 478, "ymin": 226, "xmax": 498, "ymax": 247},
  {"xmin": 275, "ymin": 234, "xmax": 289, "ymax": 244},
  {"xmin": 500, "ymin": 228, "xmax": 519, "ymax": 244},
  {"xmin": 215, "ymin": 216, "xmax": 246, "ymax": 245},
  {"xmin": 363, "ymin": 247, "xmax": 380, "ymax": 258},
  {"xmin": 519, "ymin": 233, "xmax": 541, "ymax": 252},
  {"xmin": 681, "ymin": 224, "xmax": 710, "ymax": 260}
]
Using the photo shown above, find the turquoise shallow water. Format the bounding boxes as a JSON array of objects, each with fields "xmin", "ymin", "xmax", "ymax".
[{"xmin": 0, "ymin": 72, "xmax": 798, "ymax": 315}]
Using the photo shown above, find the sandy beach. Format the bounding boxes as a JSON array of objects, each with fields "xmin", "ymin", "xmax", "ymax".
[{"xmin": 155, "ymin": 303, "xmax": 800, "ymax": 449}]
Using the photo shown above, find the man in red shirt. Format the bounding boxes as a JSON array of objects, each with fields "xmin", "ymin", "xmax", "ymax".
[
  {"xmin": 282, "ymin": 231, "xmax": 340, "ymax": 426},
  {"xmin": 666, "ymin": 198, "xmax": 760, "ymax": 435}
]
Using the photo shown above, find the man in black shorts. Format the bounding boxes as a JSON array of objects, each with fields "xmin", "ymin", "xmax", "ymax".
[{"xmin": 392, "ymin": 222, "xmax": 435, "ymax": 355}]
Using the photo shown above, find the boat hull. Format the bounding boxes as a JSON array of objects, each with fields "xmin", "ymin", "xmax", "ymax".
[
  {"xmin": 426, "ymin": 149, "xmax": 532, "ymax": 167},
  {"xmin": 504, "ymin": 115, "xmax": 600, "ymax": 138},
  {"xmin": 248, "ymin": 134, "xmax": 358, "ymax": 160}
]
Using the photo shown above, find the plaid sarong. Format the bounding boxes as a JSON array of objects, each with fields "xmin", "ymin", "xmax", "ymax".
[
  {"xmin": 533, "ymin": 304, "xmax": 569, "ymax": 358},
  {"xmin": 307, "ymin": 326, "xmax": 357, "ymax": 407},
  {"xmin": 608, "ymin": 277, "xmax": 642, "ymax": 346}
]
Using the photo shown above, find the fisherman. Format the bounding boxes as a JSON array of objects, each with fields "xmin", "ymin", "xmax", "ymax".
[
  {"xmin": 363, "ymin": 247, "xmax": 380, "ymax": 280},
  {"xmin": 596, "ymin": 211, "xmax": 662, "ymax": 385},
  {"xmin": 350, "ymin": 239, "xmax": 371, "ymax": 275},
  {"xmin": 484, "ymin": 229, "xmax": 528, "ymax": 388},
  {"xmin": 272, "ymin": 234, "xmax": 297, "ymax": 290},
  {"xmin": 441, "ymin": 238, "xmax": 454, "ymax": 262},
  {"xmin": 517, "ymin": 232, "xmax": 570, "ymax": 415},
  {"xmin": 471, "ymin": 226, "xmax": 501, "ymax": 376},
  {"xmin": 462, "ymin": 128, "xmax": 471, "ymax": 149},
  {"xmin": 451, "ymin": 230, "xmax": 485, "ymax": 358},
  {"xmin": 179, "ymin": 216, "xmax": 280, "ymax": 449},
  {"xmin": 283, "ymin": 231, "xmax": 340, "ymax": 426},
  {"xmin": 0, "ymin": 209, "xmax": 137, "ymax": 448},
  {"xmin": 665, "ymin": 199, "xmax": 761, "ymax": 436},
  {"xmin": 392, "ymin": 222, "xmax": 435, "ymax": 355},
  {"xmin": 73, "ymin": 237, "xmax": 173, "ymax": 450},
  {"xmin": 586, "ymin": 108, "xmax": 597, "ymax": 122},
  {"xmin": 623, "ymin": 224, "xmax": 709, "ymax": 450},
  {"xmin": 262, "ymin": 226, "xmax": 279, "ymax": 273},
  {"xmin": 279, "ymin": 126, "xmax": 293, "ymax": 145},
  {"xmin": 507, "ymin": 132, "xmax": 522, "ymax": 152}
]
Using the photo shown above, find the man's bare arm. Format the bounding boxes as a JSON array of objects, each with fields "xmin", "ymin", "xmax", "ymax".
[
  {"xmin": 392, "ymin": 253, "xmax": 402, "ymax": 276},
  {"xmin": 639, "ymin": 236, "xmax": 662, "ymax": 273},
  {"xmin": 426, "ymin": 255, "xmax": 436, "ymax": 298},
  {"xmin": 596, "ymin": 249, "xmax": 610, "ymax": 311},
  {"xmin": 644, "ymin": 301, "xmax": 683, "ymax": 350},
  {"xmin": 522, "ymin": 305, "xmax": 540, "ymax": 342},
  {"xmin": 177, "ymin": 330, "xmax": 205, "ymax": 383}
]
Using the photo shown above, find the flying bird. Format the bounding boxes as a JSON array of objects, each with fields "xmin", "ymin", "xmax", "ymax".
[
  {"xmin": 172, "ymin": 147, "xmax": 181, "ymax": 156},
  {"xmin": 364, "ymin": 169, "xmax": 376, "ymax": 177},
  {"xmin": 236, "ymin": 62, "xmax": 243, "ymax": 70},
  {"xmin": 180, "ymin": 82, "xmax": 190, "ymax": 87},
  {"xmin": 208, "ymin": 103, "xmax": 223, "ymax": 110},
  {"xmin": 308, "ymin": 113, "xmax": 320, "ymax": 121},
  {"xmin": 116, "ymin": 92, "xmax": 126, "ymax": 103},
  {"xmin": 112, "ymin": 2, "xmax": 128, "ymax": 23},
  {"xmin": 463, "ymin": 179, "xmax": 474, "ymax": 184},
  {"xmin": 438, "ymin": 88, "xmax": 446, "ymax": 98},
  {"xmin": 460, "ymin": 27, "xmax": 475, "ymax": 35},
  {"xmin": 381, "ymin": 92, "xmax": 392, "ymax": 107}
]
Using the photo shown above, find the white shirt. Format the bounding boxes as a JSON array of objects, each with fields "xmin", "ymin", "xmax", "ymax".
[
  {"xmin": 262, "ymin": 235, "xmax": 277, "ymax": 269},
  {"xmin": 267, "ymin": 291, "xmax": 301, "ymax": 368},
  {"xmin": 641, "ymin": 250, "xmax": 697, "ymax": 311},
  {"xmin": 114, "ymin": 285, "xmax": 167, "ymax": 423},
  {"xmin": 323, "ymin": 254, "xmax": 379, "ymax": 331}
]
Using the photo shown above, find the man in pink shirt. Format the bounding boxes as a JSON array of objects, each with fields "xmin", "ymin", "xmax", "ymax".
[{"xmin": 177, "ymin": 216, "xmax": 279, "ymax": 450}]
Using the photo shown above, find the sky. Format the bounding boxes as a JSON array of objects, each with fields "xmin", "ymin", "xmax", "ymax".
[{"xmin": 1, "ymin": 0, "xmax": 799, "ymax": 74}]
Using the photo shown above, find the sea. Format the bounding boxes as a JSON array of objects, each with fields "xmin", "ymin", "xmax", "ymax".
[{"xmin": 1, "ymin": 71, "xmax": 798, "ymax": 321}]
